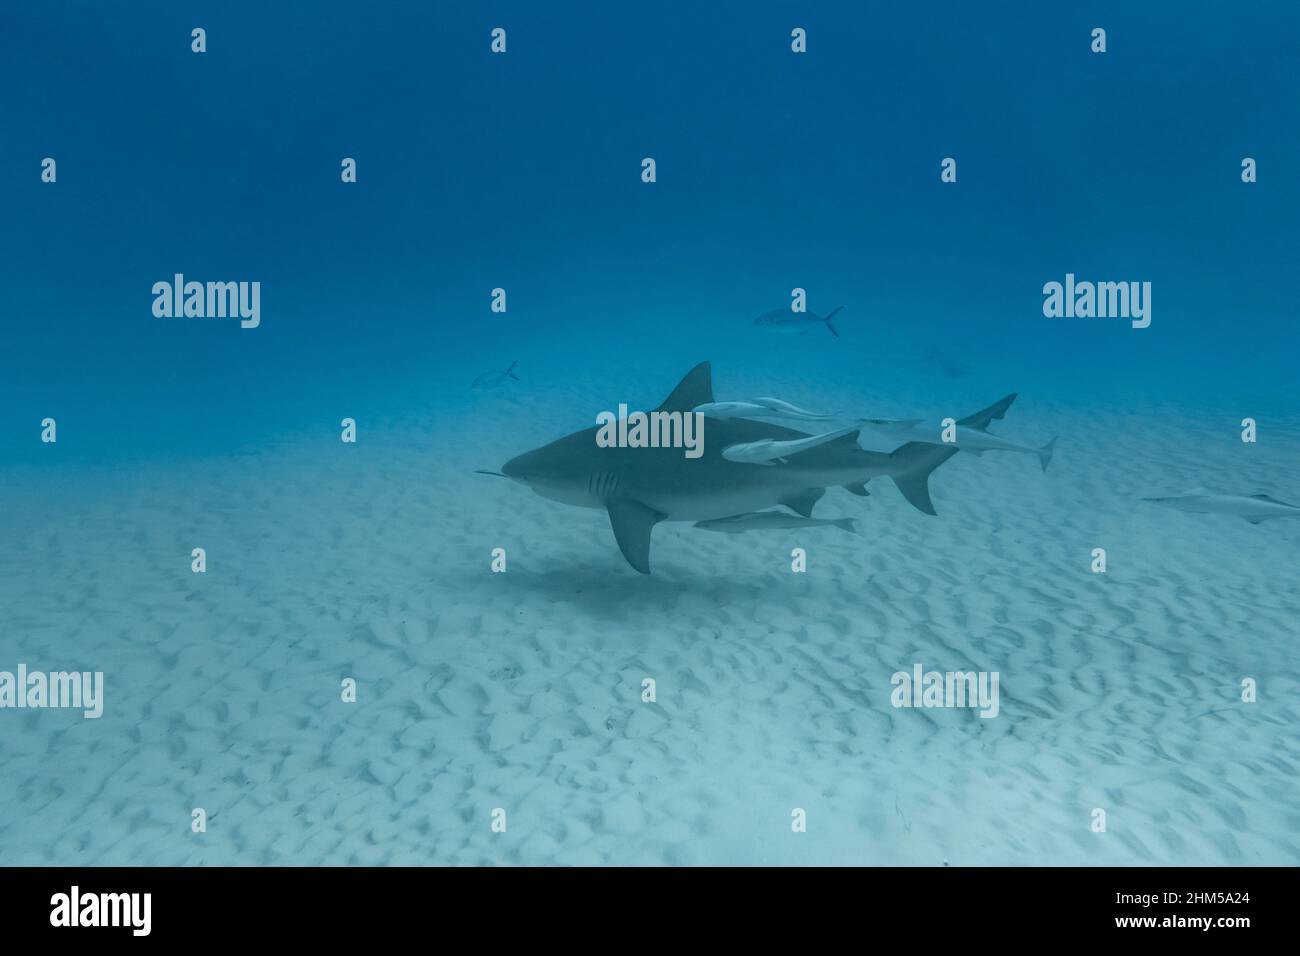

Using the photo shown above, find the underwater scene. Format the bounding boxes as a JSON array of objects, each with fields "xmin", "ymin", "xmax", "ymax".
[{"xmin": 1, "ymin": 1, "xmax": 1297, "ymax": 866}]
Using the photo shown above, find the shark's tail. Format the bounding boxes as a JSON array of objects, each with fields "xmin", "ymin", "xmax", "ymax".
[
  {"xmin": 885, "ymin": 442, "xmax": 944, "ymax": 515},
  {"xmin": 1038, "ymin": 437, "xmax": 1057, "ymax": 473},
  {"xmin": 506, "ymin": 360, "xmax": 520, "ymax": 381},
  {"xmin": 823, "ymin": 306, "xmax": 843, "ymax": 338},
  {"xmin": 884, "ymin": 392, "xmax": 1019, "ymax": 515}
]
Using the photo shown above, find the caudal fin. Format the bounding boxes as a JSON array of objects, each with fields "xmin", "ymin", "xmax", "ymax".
[
  {"xmin": 823, "ymin": 306, "xmax": 843, "ymax": 338},
  {"xmin": 1038, "ymin": 437, "xmax": 1057, "ymax": 473},
  {"xmin": 886, "ymin": 442, "xmax": 941, "ymax": 515},
  {"xmin": 506, "ymin": 360, "xmax": 520, "ymax": 381},
  {"xmin": 884, "ymin": 393, "xmax": 1019, "ymax": 515}
]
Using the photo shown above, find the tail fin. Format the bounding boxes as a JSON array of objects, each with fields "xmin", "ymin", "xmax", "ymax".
[
  {"xmin": 1038, "ymin": 437, "xmax": 1057, "ymax": 473},
  {"xmin": 833, "ymin": 517, "xmax": 860, "ymax": 534},
  {"xmin": 823, "ymin": 306, "xmax": 843, "ymax": 338},
  {"xmin": 507, "ymin": 360, "xmax": 520, "ymax": 381},
  {"xmin": 886, "ymin": 442, "xmax": 942, "ymax": 515},
  {"xmin": 884, "ymin": 393, "xmax": 1019, "ymax": 516}
]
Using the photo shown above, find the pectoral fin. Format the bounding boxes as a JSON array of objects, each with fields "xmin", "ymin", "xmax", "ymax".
[
  {"xmin": 890, "ymin": 470, "xmax": 937, "ymax": 515},
  {"xmin": 606, "ymin": 499, "xmax": 666, "ymax": 574}
]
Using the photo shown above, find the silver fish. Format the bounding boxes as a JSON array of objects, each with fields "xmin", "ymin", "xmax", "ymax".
[
  {"xmin": 472, "ymin": 360, "xmax": 520, "ymax": 389},
  {"xmin": 722, "ymin": 423, "xmax": 863, "ymax": 466},
  {"xmin": 753, "ymin": 305, "xmax": 842, "ymax": 337},
  {"xmin": 694, "ymin": 397, "xmax": 836, "ymax": 422},
  {"xmin": 862, "ymin": 416, "xmax": 1056, "ymax": 472}
]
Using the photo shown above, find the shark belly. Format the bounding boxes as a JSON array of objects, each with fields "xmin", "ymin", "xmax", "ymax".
[{"xmin": 625, "ymin": 460, "xmax": 874, "ymax": 521}]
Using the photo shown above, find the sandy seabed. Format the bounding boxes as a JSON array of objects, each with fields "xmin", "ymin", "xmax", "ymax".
[{"xmin": 1, "ymin": 375, "xmax": 1297, "ymax": 867}]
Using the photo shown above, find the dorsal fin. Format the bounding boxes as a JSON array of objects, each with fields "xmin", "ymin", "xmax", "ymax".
[{"xmin": 656, "ymin": 362, "xmax": 713, "ymax": 413}]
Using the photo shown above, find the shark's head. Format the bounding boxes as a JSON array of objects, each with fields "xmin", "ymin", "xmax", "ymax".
[
  {"xmin": 500, "ymin": 440, "xmax": 595, "ymax": 506},
  {"xmin": 501, "ymin": 445, "xmax": 549, "ymax": 486},
  {"xmin": 499, "ymin": 362, "xmax": 718, "ymax": 516}
]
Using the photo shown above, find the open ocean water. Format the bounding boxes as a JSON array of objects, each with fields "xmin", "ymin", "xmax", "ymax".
[{"xmin": 1, "ymin": 2, "xmax": 1297, "ymax": 867}]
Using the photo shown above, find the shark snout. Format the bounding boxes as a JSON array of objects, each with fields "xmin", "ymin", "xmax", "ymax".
[{"xmin": 502, "ymin": 452, "xmax": 546, "ymax": 486}]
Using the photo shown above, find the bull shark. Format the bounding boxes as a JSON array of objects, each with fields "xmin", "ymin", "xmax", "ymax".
[
  {"xmin": 1142, "ymin": 493, "xmax": 1300, "ymax": 524},
  {"xmin": 496, "ymin": 362, "xmax": 1018, "ymax": 573}
]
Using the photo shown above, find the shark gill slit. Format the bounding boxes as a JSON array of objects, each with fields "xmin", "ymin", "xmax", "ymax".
[{"xmin": 590, "ymin": 472, "xmax": 617, "ymax": 498}]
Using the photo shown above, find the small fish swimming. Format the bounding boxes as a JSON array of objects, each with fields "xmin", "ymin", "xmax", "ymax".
[
  {"xmin": 1142, "ymin": 493, "xmax": 1300, "ymax": 524},
  {"xmin": 694, "ymin": 397, "xmax": 836, "ymax": 421},
  {"xmin": 753, "ymin": 305, "xmax": 843, "ymax": 338},
  {"xmin": 722, "ymin": 423, "xmax": 862, "ymax": 466},
  {"xmin": 861, "ymin": 417, "xmax": 1056, "ymax": 472},
  {"xmin": 695, "ymin": 511, "xmax": 859, "ymax": 534},
  {"xmin": 471, "ymin": 360, "xmax": 520, "ymax": 389}
]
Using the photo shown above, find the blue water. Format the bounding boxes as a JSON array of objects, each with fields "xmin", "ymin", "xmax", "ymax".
[
  {"xmin": 3, "ymin": 0, "xmax": 1298, "ymax": 465},
  {"xmin": 1, "ymin": 2, "xmax": 1297, "ymax": 866}
]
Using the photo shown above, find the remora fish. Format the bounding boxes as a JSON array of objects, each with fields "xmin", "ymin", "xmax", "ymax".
[
  {"xmin": 495, "ymin": 361, "xmax": 1018, "ymax": 573},
  {"xmin": 694, "ymin": 398, "xmax": 836, "ymax": 422},
  {"xmin": 1142, "ymin": 493, "xmax": 1300, "ymax": 524},
  {"xmin": 862, "ymin": 416, "xmax": 1055, "ymax": 472},
  {"xmin": 722, "ymin": 423, "xmax": 864, "ymax": 466},
  {"xmin": 754, "ymin": 305, "xmax": 843, "ymax": 338},
  {"xmin": 695, "ymin": 511, "xmax": 858, "ymax": 534}
]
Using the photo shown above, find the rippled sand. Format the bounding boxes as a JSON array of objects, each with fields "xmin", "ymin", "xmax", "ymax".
[{"xmin": 2, "ymin": 374, "xmax": 1297, "ymax": 866}]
